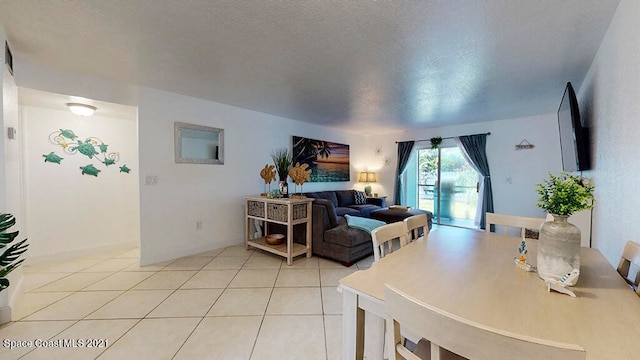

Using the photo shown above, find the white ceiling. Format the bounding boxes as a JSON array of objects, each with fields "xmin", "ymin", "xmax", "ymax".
[{"xmin": 0, "ymin": 0, "xmax": 620, "ymax": 134}]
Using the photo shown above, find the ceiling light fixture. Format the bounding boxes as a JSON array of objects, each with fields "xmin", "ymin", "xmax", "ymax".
[{"xmin": 66, "ymin": 103, "xmax": 97, "ymax": 116}]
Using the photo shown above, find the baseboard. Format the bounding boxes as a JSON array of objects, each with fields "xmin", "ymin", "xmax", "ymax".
[
  {"xmin": 139, "ymin": 239, "xmax": 241, "ymax": 266},
  {"xmin": 0, "ymin": 305, "xmax": 10, "ymax": 325},
  {"xmin": 25, "ymin": 241, "xmax": 139, "ymax": 266},
  {"xmin": 0, "ymin": 289, "xmax": 10, "ymax": 325}
]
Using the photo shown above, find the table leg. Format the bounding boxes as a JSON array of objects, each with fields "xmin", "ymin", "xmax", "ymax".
[
  {"xmin": 287, "ymin": 223, "xmax": 293, "ymax": 266},
  {"xmin": 306, "ymin": 204, "xmax": 312, "ymax": 258},
  {"xmin": 342, "ymin": 289, "xmax": 365, "ymax": 360},
  {"xmin": 366, "ymin": 313, "xmax": 386, "ymax": 360}
]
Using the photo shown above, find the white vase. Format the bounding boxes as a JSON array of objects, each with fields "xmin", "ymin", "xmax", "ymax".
[{"xmin": 537, "ymin": 214, "xmax": 581, "ymax": 285}]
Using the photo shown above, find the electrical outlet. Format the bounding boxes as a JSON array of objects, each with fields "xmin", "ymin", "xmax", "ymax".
[
  {"xmin": 145, "ymin": 175, "xmax": 158, "ymax": 185},
  {"xmin": 196, "ymin": 221, "xmax": 203, "ymax": 230}
]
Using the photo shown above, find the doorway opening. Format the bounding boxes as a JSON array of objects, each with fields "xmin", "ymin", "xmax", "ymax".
[{"xmin": 417, "ymin": 146, "xmax": 479, "ymax": 229}]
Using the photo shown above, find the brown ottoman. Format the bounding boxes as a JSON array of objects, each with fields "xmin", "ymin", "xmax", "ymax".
[{"xmin": 370, "ymin": 207, "xmax": 433, "ymax": 230}]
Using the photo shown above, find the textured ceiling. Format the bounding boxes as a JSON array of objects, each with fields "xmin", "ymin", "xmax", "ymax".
[{"xmin": 0, "ymin": 0, "xmax": 620, "ymax": 134}]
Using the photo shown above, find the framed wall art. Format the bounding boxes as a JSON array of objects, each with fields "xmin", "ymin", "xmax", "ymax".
[{"xmin": 292, "ymin": 136, "xmax": 349, "ymax": 182}]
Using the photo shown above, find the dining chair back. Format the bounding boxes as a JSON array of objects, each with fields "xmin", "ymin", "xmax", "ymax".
[
  {"xmin": 404, "ymin": 214, "xmax": 429, "ymax": 243},
  {"xmin": 486, "ymin": 212, "xmax": 545, "ymax": 239},
  {"xmin": 616, "ymin": 241, "xmax": 640, "ymax": 296},
  {"xmin": 384, "ymin": 284, "xmax": 586, "ymax": 360},
  {"xmin": 371, "ymin": 221, "xmax": 409, "ymax": 262}
]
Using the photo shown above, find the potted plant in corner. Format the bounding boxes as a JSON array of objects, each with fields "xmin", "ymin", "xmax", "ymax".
[
  {"xmin": 535, "ymin": 172, "xmax": 594, "ymax": 285},
  {"xmin": 271, "ymin": 148, "xmax": 293, "ymax": 198},
  {"xmin": 0, "ymin": 213, "xmax": 29, "ymax": 324}
]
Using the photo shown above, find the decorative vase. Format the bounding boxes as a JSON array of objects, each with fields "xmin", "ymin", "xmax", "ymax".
[
  {"xmin": 537, "ymin": 214, "xmax": 581, "ymax": 285},
  {"xmin": 279, "ymin": 180, "xmax": 288, "ymax": 198}
]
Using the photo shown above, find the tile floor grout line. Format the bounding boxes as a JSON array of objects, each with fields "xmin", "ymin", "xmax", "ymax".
[
  {"xmin": 247, "ymin": 256, "xmax": 282, "ymax": 360},
  {"xmin": 10, "ymin": 245, "xmax": 359, "ymax": 360}
]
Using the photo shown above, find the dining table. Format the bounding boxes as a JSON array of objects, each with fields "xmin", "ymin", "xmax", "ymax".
[{"xmin": 338, "ymin": 226, "xmax": 640, "ymax": 360}]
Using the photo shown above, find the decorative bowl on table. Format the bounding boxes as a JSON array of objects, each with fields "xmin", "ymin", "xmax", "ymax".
[{"xmin": 265, "ymin": 233, "xmax": 285, "ymax": 245}]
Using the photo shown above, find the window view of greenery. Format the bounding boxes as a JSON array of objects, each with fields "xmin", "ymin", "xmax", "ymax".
[{"xmin": 418, "ymin": 147, "xmax": 479, "ymax": 228}]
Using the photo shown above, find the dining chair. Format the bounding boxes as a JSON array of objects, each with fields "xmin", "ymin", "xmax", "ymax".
[
  {"xmin": 616, "ymin": 240, "xmax": 640, "ymax": 295},
  {"xmin": 404, "ymin": 214, "xmax": 429, "ymax": 243},
  {"xmin": 384, "ymin": 284, "xmax": 586, "ymax": 360},
  {"xmin": 485, "ymin": 212, "xmax": 545, "ymax": 239},
  {"xmin": 371, "ymin": 221, "xmax": 410, "ymax": 262}
]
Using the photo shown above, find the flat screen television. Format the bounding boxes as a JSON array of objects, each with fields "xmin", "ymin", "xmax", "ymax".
[{"xmin": 558, "ymin": 82, "xmax": 589, "ymax": 172}]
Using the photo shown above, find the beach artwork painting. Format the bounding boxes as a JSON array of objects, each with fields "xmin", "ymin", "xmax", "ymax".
[{"xmin": 292, "ymin": 136, "xmax": 350, "ymax": 182}]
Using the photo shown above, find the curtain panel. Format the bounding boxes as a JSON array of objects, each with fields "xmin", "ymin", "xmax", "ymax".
[
  {"xmin": 394, "ymin": 141, "xmax": 415, "ymax": 205},
  {"xmin": 456, "ymin": 134, "xmax": 494, "ymax": 229}
]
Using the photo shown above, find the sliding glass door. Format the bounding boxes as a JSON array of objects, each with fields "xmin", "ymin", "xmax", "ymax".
[{"xmin": 417, "ymin": 146, "xmax": 479, "ymax": 228}]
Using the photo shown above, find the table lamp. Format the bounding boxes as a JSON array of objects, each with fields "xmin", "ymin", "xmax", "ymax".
[{"xmin": 358, "ymin": 172, "xmax": 377, "ymax": 196}]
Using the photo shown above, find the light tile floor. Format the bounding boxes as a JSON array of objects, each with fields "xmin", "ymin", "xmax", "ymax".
[{"xmin": 1, "ymin": 246, "xmax": 375, "ymax": 360}]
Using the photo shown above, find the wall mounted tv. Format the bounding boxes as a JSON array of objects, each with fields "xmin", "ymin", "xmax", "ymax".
[{"xmin": 558, "ymin": 82, "xmax": 590, "ymax": 172}]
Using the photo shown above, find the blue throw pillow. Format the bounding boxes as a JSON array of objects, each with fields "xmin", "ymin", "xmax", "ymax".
[{"xmin": 344, "ymin": 214, "xmax": 386, "ymax": 234}]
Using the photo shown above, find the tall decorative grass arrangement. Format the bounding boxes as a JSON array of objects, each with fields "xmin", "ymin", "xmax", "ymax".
[{"xmin": 271, "ymin": 148, "xmax": 293, "ymax": 182}]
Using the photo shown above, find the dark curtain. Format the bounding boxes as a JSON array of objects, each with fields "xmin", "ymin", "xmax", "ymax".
[
  {"xmin": 394, "ymin": 141, "xmax": 415, "ymax": 205},
  {"xmin": 457, "ymin": 134, "xmax": 494, "ymax": 229}
]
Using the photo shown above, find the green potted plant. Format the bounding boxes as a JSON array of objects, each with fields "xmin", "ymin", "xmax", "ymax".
[
  {"xmin": 271, "ymin": 148, "xmax": 293, "ymax": 197},
  {"xmin": 535, "ymin": 172, "xmax": 594, "ymax": 284},
  {"xmin": 0, "ymin": 213, "xmax": 29, "ymax": 292},
  {"xmin": 536, "ymin": 172, "xmax": 595, "ymax": 216}
]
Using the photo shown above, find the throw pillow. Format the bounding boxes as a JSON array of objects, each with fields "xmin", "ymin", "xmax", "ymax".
[{"xmin": 354, "ymin": 190, "xmax": 367, "ymax": 205}]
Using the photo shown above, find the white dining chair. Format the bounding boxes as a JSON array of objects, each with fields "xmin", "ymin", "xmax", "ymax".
[
  {"xmin": 616, "ymin": 240, "xmax": 640, "ymax": 296},
  {"xmin": 485, "ymin": 212, "xmax": 545, "ymax": 239},
  {"xmin": 384, "ymin": 284, "xmax": 586, "ymax": 360},
  {"xmin": 371, "ymin": 221, "xmax": 409, "ymax": 262},
  {"xmin": 404, "ymin": 214, "xmax": 429, "ymax": 243}
]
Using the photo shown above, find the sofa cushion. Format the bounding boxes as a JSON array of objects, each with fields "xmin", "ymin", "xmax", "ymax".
[
  {"xmin": 324, "ymin": 218, "xmax": 373, "ymax": 248},
  {"xmin": 354, "ymin": 190, "xmax": 367, "ymax": 205},
  {"xmin": 345, "ymin": 214, "xmax": 386, "ymax": 234},
  {"xmin": 306, "ymin": 191, "xmax": 339, "ymax": 208},
  {"xmin": 335, "ymin": 190, "xmax": 355, "ymax": 207},
  {"xmin": 348, "ymin": 204, "xmax": 382, "ymax": 218},
  {"xmin": 336, "ymin": 207, "xmax": 360, "ymax": 217},
  {"xmin": 312, "ymin": 198, "xmax": 339, "ymax": 227}
]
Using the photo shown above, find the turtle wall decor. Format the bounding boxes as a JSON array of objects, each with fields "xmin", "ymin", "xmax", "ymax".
[{"xmin": 43, "ymin": 129, "xmax": 133, "ymax": 177}]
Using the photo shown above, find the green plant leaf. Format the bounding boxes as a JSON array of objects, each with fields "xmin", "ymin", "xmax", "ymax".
[
  {"xmin": 0, "ymin": 214, "xmax": 16, "ymax": 232},
  {"xmin": 0, "ymin": 239, "xmax": 28, "ymax": 267},
  {"xmin": 0, "ymin": 278, "xmax": 9, "ymax": 291},
  {"xmin": 0, "ymin": 214, "xmax": 29, "ymax": 292}
]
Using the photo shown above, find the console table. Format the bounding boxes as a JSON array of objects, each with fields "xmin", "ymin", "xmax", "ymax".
[{"xmin": 245, "ymin": 196, "xmax": 313, "ymax": 265}]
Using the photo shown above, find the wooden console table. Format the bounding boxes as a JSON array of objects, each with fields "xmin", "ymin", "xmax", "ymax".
[{"xmin": 245, "ymin": 196, "xmax": 313, "ymax": 265}]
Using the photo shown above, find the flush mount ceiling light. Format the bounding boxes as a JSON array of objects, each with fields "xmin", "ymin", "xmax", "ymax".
[{"xmin": 66, "ymin": 103, "xmax": 97, "ymax": 116}]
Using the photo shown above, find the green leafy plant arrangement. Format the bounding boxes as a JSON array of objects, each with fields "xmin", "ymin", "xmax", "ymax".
[
  {"xmin": 430, "ymin": 137, "xmax": 442, "ymax": 149},
  {"xmin": 270, "ymin": 148, "xmax": 293, "ymax": 182},
  {"xmin": 0, "ymin": 214, "xmax": 29, "ymax": 292},
  {"xmin": 535, "ymin": 172, "xmax": 595, "ymax": 216}
]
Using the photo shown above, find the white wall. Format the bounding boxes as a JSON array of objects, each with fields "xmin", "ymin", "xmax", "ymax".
[
  {"xmin": 1, "ymin": 26, "xmax": 26, "ymax": 320},
  {"xmin": 22, "ymin": 105, "xmax": 139, "ymax": 263},
  {"xmin": 578, "ymin": 0, "xmax": 637, "ymax": 267},
  {"xmin": 367, "ymin": 114, "xmax": 563, "ymax": 217},
  {"xmin": 138, "ymin": 87, "xmax": 367, "ymax": 265}
]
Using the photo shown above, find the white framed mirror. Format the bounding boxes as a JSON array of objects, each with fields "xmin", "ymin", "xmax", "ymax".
[{"xmin": 174, "ymin": 122, "xmax": 224, "ymax": 164}]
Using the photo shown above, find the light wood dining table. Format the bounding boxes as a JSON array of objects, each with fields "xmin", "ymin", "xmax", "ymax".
[{"xmin": 338, "ymin": 226, "xmax": 640, "ymax": 360}]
